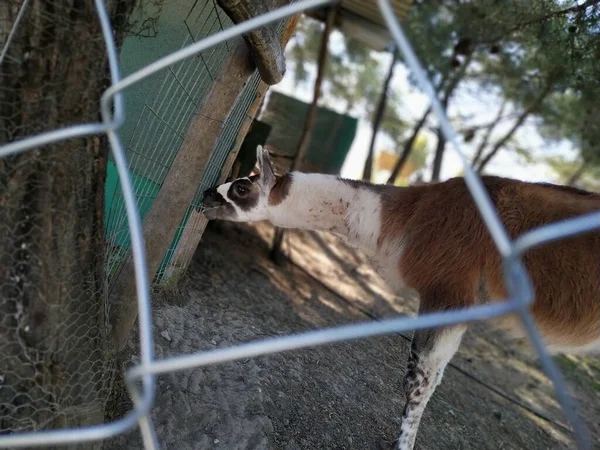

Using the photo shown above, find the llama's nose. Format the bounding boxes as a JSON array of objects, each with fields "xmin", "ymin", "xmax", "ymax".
[{"xmin": 202, "ymin": 187, "xmax": 225, "ymax": 208}]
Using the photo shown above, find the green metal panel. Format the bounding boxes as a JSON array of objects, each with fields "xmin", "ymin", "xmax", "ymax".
[
  {"xmin": 260, "ymin": 91, "xmax": 358, "ymax": 174},
  {"xmin": 236, "ymin": 120, "xmax": 273, "ymax": 178}
]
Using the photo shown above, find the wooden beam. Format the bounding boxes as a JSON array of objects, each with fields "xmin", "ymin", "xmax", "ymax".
[
  {"xmin": 164, "ymin": 12, "xmax": 300, "ymax": 281},
  {"xmin": 217, "ymin": 0, "xmax": 287, "ymax": 85},
  {"xmin": 110, "ymin": 13, "xmax": 300, "ymax": 351}
]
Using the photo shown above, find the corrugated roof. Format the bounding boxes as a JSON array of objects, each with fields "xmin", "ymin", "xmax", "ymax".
[
  {"xmin": 341, "ymin": 0, "xmax": 413, "ymax": 27},
  {"xmin": 306, "ymin": 0, "xmax": 414, "ymax": 51}
]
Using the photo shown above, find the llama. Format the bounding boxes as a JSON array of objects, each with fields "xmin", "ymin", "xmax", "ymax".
[{"xmin": 202, "ymin": 145, "xmax": 600, "ymax": 450}]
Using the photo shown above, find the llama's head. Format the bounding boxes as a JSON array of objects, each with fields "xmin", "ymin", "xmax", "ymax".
[{"xmin": 202, "ymin": 145, "xmax": 291, "ymax": 222}]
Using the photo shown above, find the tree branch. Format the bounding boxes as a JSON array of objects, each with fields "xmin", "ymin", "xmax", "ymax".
[
  {"xmin": 363, "ymin": 47, "xmax": 398, "ymax": 181},
  {"xmin": 386, "ymin": 68, "xmax": 458, "ymax": 185},
  {"xmin": 430, "ymin": 55, "xmax": 473, "ymax": 181},
  {"xmin": 471, "ymin": 99, "xmax": 507, "ymax": 166},
  {"xmin": 480, "ymin": 0, "xmax": 600, "ymax": 45},
  {"xmin": 386, "ymin": 106, "xmax": 432, "ymax": 184},
  {"xmin": 477, "ymin": 83, "xmax": 554, "ymax": 173}
]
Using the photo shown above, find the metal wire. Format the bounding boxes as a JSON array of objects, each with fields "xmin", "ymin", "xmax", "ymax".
[
  {"xmin": 0, "ymin": 0, "xmax": 594, "ymax": 448},
  {"xmin": 0, "ymin": 0, "xmax": 29, "ymax": 66}
]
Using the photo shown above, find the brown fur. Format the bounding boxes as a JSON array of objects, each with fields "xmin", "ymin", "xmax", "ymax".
[
  {"xmin": 378, "ymin": 176, "xmax": 600, "ymax": 348},
  {"xmin": 268, "ymin": 173, "xmax": 293, "ymax": 206}
]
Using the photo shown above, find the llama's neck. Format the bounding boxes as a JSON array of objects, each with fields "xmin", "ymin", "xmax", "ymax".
[{"xmin": 268, "ymin": 173, "xmax": 383, "ymax": 252}]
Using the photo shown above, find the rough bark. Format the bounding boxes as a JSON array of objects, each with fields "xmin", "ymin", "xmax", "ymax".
[
  {"xmin": 216, "ymin": 0, "xmax": 287, "ymax": 85},
  {"xmin": 362, "ymin": 47, "xmax": 398, "ymax": 181},
  {"xmin": 0, "ymin": 0, "xmax": 134, "ymax": 445}
]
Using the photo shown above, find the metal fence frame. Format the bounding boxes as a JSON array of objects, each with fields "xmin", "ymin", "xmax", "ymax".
[{"xmin": 0, "ymin": 0, "xmax": 596, "ymax": 448}]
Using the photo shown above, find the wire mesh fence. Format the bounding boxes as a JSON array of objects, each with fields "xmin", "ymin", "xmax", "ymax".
[
  {"xmin": 103, "ymin": 0, "xmax": 236, "ymax": 287},
  {"xmin": 0, "ymin": 0, "xmax": 597, "ymax": 449}
]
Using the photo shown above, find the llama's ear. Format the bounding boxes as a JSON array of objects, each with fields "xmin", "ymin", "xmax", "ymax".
[{"xmin": 256, "ymin": 145, "xmax": 275, "ymax": 189}]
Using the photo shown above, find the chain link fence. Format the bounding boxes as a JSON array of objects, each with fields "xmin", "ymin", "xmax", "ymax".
[{"xmin": 0, "ymin": 0, "xmax": 597, "ymax": 448}]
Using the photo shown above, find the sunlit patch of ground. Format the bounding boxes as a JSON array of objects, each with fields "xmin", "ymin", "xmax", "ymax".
[{"xmin": 105, "ymin": 221, "xmax": 600, "ymax": 450}]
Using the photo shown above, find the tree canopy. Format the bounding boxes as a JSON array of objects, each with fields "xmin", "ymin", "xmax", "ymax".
[{"xmin": 285, "ymin": 0, "xmax": 600, "ymax": 186}]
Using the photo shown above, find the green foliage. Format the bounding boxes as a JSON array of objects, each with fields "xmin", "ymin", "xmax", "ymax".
[
  {"xmin": 287, "ymin": 1, "xmax": 600, "ymax": 179},
  {"xmin": 546, "ymin": 155, "xmax": 600, "ymax": 191},
  {"xmin": 286, "ymin": 16, "xmax": 408, "ymax": 142},
  {"xmin": 408, "ymin": 134, "xmax": 428, "ymax": 169}
]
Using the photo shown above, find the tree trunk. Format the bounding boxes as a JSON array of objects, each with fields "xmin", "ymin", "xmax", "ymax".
[
  {"xmin": 386, "ymin": 71, "xmax": 455, "ymax": 186},
  {"xmin": 271, "ymin": 4, "xmax": 338, "ymax": 262},
  {"xmin": 430, "ymin": 57, "xmax": 472, "ymax": 182},
  {"xmin": 477, "ymin": 83, "xmax": 553, "ymax": 173},
  {"xmin": 290, "ymin": 4, "xmax": 338, "ymax": 172},
  {"xmin": 0, "ymin": 0, "xmax": 134, "ymax": 446},
  {"xmin": 386, "ymin": 106, "xmax": 432, "ymax": 184},
  {"xmin": 430, "ymin": 127, "xmax": 446, "ymax": 182},
  {"xmin": 362, "ymin": 47, "xmax": 398, "ymax": 181},
  {"xmin": 471, "ymin": 100, "xmax": 507, "ymax": 166},
  {"xmin": 567, "ymin": 161, "xmax": 586, "ymax": 186}
]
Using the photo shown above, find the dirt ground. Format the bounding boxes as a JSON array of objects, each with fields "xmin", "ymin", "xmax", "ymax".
[{"xmin": 104, "ymin": 221, "xmax": 600, "ymax": 450}]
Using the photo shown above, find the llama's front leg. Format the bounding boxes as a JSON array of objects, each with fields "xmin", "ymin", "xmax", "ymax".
[{"xmin": 396, "ymin": 325, "xmax": 466, "ymax": 450}]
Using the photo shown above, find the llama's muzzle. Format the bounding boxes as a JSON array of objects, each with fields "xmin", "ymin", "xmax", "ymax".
[{"xmin": 202, "ymin": 187, "xmax": 226, "ymax": 208}]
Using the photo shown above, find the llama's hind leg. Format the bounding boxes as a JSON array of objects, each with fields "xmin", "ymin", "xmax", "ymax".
[{"xmin": 395, "ymin": 324, "xmax": 466, "ymax": 450}]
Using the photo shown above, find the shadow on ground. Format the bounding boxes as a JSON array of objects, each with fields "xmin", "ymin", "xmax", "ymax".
[{"xmin": 104, "ymin": 221, "xmax": 600, "ymax": 450}]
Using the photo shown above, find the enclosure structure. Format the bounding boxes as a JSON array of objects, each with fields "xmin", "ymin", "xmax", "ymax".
[
  {"xmin": 0, "ymin": 0, "xmax": 596, "ymax": 450},
  {"xmin": 104, "ymin": 0, "xmax": 413, "ymax": 288},
  {"xmin": 259, "ymin": 91, "xmax": 358, "ymax": 174},
  {"xmin": 104, "ymin": 0, "xmax": 277, "ymax": 288}
]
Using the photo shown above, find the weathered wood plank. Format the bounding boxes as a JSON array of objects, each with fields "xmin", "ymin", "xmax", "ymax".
[
  {"xmin": 110, "ymin": 38, "xmax": 254, "ymax": 350},
  {"xmin": 216, "ymin": 0, "xmax": 287, "ymax": 85}
]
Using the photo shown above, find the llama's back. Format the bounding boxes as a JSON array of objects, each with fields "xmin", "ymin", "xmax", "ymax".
[
  {"xmin": 482, "ymin": 177, "xmax": 600, "ymax": 350},
  {"xmin": 386, "ymin": 176, "xmax": 600, "ymax": 351}
]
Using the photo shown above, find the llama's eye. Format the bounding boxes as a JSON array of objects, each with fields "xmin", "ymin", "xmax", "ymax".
[{"xmin": 235, "ymin": 184, "xmax": 248, "ymax": 196}]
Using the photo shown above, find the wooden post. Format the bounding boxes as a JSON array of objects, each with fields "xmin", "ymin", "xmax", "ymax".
[
  {"xmin": 163, "ymin": 13, "xmax": 300, "ymax": 282},
  {"xmin": 216, "ymin": 0, "xmax": 287, "ymax": 85}
]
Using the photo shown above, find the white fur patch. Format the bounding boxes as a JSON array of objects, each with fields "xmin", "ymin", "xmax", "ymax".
[
  {"xmin": 346, "ymin": 188, "xmax": 382, "ymax": 253},
  {"xmin": 216, "ymin": 179, "xmax": 269, "ymax": 222},
  {"xmin": 216, "ymin": 182, "xmax": 232, "ymax": 201},
  {"xmin": 268, "ymin": 173, "xmax": 385, "ymax": 255}
]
